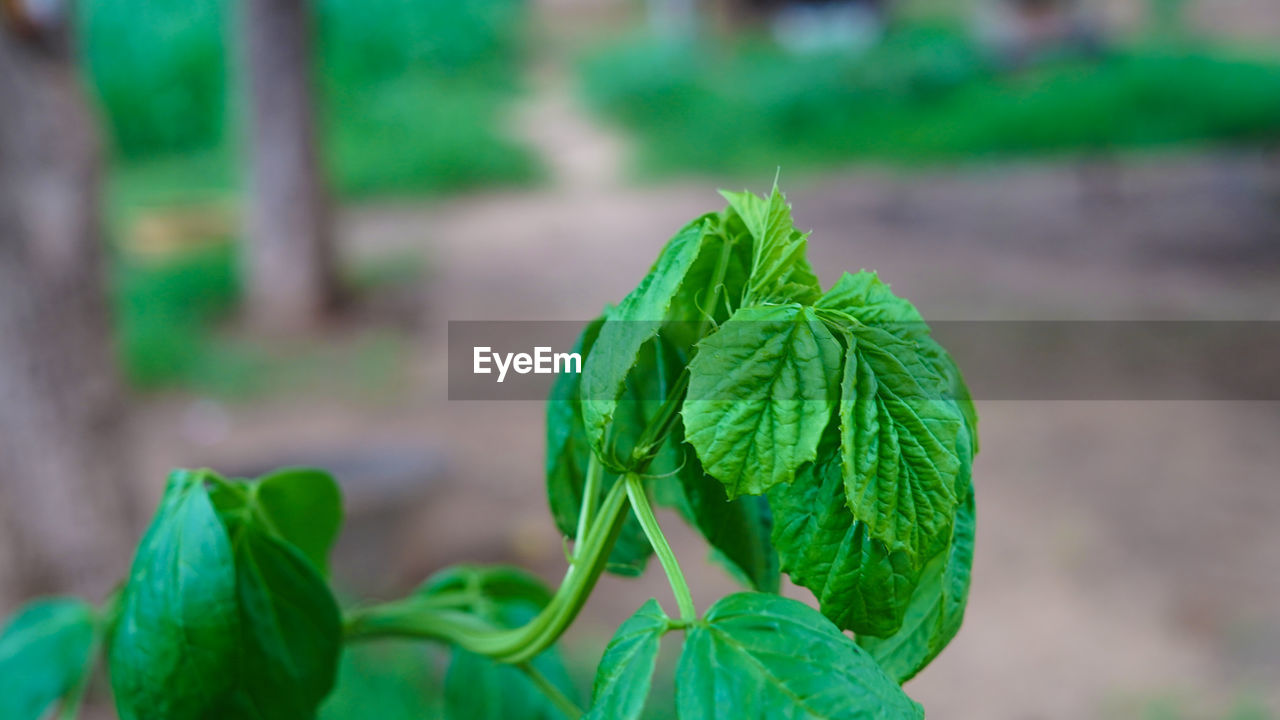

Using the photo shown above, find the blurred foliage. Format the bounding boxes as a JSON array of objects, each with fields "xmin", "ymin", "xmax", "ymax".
[
  {"xmin": 579, "ymin": 24, "xmax": 1280, "ymax": 174},
  {"xmin": 324, "ymin": 72, "xmax": 539, "ymax": 197},
  {"xmin": 79, "ymin": 0, "xmax": 538, "ymax": 195},
  {"xmin": 79, "ymin": 0, "xmax": 230, "ymax": 158},
  {"xmin": 113, "ymin": 243, "xmax": 240, "ymax": 389},
  {"xmin": 317, "ymin": 0, "xmax": 540, "ymax": 196},
  {"xmin": 319, "ymin": 643, "xmax": 443, "ymax": 720},
  {"xmin": 112, "ymin": 239, "xmax": 408, "ymax": 395}
]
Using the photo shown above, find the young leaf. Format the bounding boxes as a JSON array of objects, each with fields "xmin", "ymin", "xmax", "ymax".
[
  {"xmin": 818, "ymin": 271, "xmax": 978, "ymax": 454},
  {"xmin": 676, "ymin": 593, "xmax": 923, "ymax": 720},
  {"xmin": 110, "ymin": 471, "xmax": 240, "ymax": 720},
  {"xmin": 662, "ymin": 211, "xmax": 753, "ymax": 351},
  {"xmin": 769, "ymin": 436, "xmax": 922, "ymax": 636},
  {"xmin": 816, "ymin": 272, "xmax": 924, "ymax": 331},
  {"xmin": 720, "ymin": 186, "xmax": 821, "ymax": 306},
  {"xmin": 223, "ymin": 518, "xmax": 343, "ymax": 718},
  {"xmin": 832, "ymin": 319, "xmax": 965, "ymax": 566},
  {"xmin": 0, "ymin": 598, "xmax": 96, "ymax": 720},
  {"xmin": 584, "ymin": 599, "xmax": 669, "ymax": 720},
  {"xmin": 253, "ymin": 467, "xmax": 344, "ymax": 573},
  {"xmin": 582, "ymin": 218, "xmax": 710, "ymax": 452},
  {"xmin": 682, "ymin": 303, "xmax": 841, "ymax": 498},
  {"xmin": 859, "ymin": 490, "xmax": 976, "ymax": 683}
]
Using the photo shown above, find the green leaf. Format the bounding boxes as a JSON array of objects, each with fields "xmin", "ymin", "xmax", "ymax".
[
  {"xmin": 110, "ymin": 470, "xmax": 240, "ymax": 720},
  {"xmin": 676, "ymin": 593, "xmax": 923, "ymax": 720},
  {"xmin": 769, "ymin": 435, "xmax": 921, "ymax": 636},
  {"xmin": 773, "ymin": 272, "xmax": 975, "ymax": 637},
  {"xmin": 682, "ymin": 303, "xmax": 842, "ymax": 498},
  {"xmin": 859, "ymin": 490, "xmax": 976, "ymax": 683},
  {"xmin": 546, "ymin": 317, "xmax": 657, "ymax": 576},
  {"xmin": 817, "ymin": 272, "xmax": 924, "ymax": 331},
  {"xmin": 582, "ymin": 218, "xmax": 710, "ymax": 451},
  {"xmin": 547, "ymin": 316, "xmax": 605, "ymax": 539},
  {"xmin": 223, "ymin": 517, "xmax": 343, "ymax": 718},
  {"xmin": 662, "ymin": 211, "xmax": 754, "ymax": 352},
  {"xmin": 832, "ymin": 318, "xmax": 965, "ymax": 566},
  {"xmin": 584, "ymin": 599, "xmax": 669, "ymax": 720},
  {"xmin": 0, "ymin": 598, "xmax": 96, "ymax": 720},
  {"xmin": 818, "ymin": 271, "xmax": 978, "ymax": 454},
  {"xmin": 445, "ymin": 644, "xmax": 576, "ymax": 720},
  {"xmin": 688, "ymin": 485, "xmax": 778, "ymax": 593},
  {"xmin": 319, "ymin": 643, "xmax": 441, "ymax": 720},
  {"xmin": 253, "ymin": 467, "xmax": 344, "ymax": 573},
  {"xmin": 110, "ymin": 470, "xmax": 342, "ymax": 719},
  {"xmin": 720, "ymin": 186, "xmax": 821, "ymax": 306}
]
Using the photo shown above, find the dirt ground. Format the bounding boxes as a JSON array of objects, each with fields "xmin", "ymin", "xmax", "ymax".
[{"xmin": 133, "ymin": 78, "xmax": 1280, "ymax": 718}]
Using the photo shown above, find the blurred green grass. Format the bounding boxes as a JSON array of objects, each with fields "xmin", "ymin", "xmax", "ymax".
[
  {"xmin": 112, "ymin": 243, "xmax": 238, "ymax": 389},
  {"xmin": 579, "ymin": 24, "xmax": 1280, "ymax": 175},
  {"xmin": 111, "ymin": 239, "xmax": 410, "ymax": 395},
  {"xmin": 317, "ymin": 0, "xmax": 540, "ymax": 196}
]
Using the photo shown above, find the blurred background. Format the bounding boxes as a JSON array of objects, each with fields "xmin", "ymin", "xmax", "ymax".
[{"xmin": 1, "ymin": 0, "xmax": 1279, "ymax": 717}]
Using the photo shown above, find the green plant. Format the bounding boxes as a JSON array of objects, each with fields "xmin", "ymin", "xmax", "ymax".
[{"xmin": 0, "ymin": 186, "xmax": 977, "ymax": 718}]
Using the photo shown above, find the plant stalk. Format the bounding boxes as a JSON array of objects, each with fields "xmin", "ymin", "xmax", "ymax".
[
  {"xmin": 344, "ymin": 479, "xmax": 631, "ymax": 663},
  {"xmin": 575, "ymin": 453, "xmax": 603, "ymax": 548},
  {"xmin": 625, "ymin": 474, "xmax": 696, "ymax": 622}
]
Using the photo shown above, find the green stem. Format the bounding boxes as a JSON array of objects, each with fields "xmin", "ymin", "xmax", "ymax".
[
  {"xmin": 628, "ymin": 369, "xmax": 689, "ymax": 466},
  {"xmin": 624, "ymin": 475, "xmax": 696, "ymax": 622},
  {"xmin": 345, "ymin": 329, "xmax": 694, "ymax": 668},
  {"xmin": 697, "ymin": 229, "xmax": 736, "ymax": 339},
  {"xmin": 574, "ymin": 453, "xmax": 602, "ymax": 549},
  {"xmin": 345, "ymin": 479, "xmax": 631, "ymax": 663},
  {"xmin": 518, "ymin": 662, "xmax": 584, "ymax": 719},
  {"xmin": 495, "ymin": 478, "xmax": 630, "ymax": 663}
]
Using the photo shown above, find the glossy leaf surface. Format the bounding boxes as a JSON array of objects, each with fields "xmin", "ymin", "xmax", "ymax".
[
  {"xmin": 110, "ymin": 471, "xmax": 240, "ymax": 720},
  {"xmin": 583, "ymin": 599, "xmax": 669, "ymax": 720}
]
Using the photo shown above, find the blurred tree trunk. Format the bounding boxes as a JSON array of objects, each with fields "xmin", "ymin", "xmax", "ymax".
[
  {"xmin": 243, "ymin": 0, "xmax": 338, "ymax": 331},
  {"xmin": 0, "ymin": 11, "xmax": 135, "ymax": 613}
]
